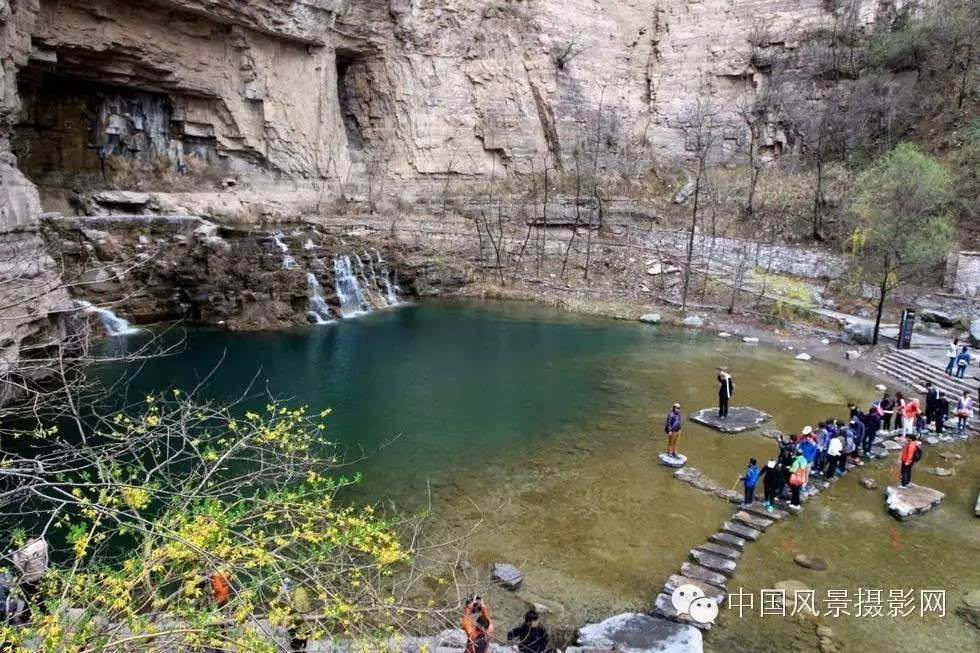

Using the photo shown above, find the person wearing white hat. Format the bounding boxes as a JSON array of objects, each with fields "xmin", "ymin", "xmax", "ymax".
[
  {"xmin": 717, "ymin": 371, "xmax": 734, "ymax": 419},
  {"xmin": 664, "ymin": 402, "xmax": 682, "ymax": 457}
]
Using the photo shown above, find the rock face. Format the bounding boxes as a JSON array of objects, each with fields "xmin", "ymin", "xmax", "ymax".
[
  {"xmin": 918, "ymin": 308, "xmax": 956, "ymax": 327},
  {"xmin": 970, "ymin": 319, "xmax": 980, "ymax": 347},
  {"xmin": 577, "ymin": 612, "xmax": 703, "ymax": 653},
  {"xmin": 885, "ymin": 484, "xmax": 945, "ymax": 520}
]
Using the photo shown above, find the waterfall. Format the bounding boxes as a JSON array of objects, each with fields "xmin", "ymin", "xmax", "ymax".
[
  {"xmin": 272, "ymin": 233, "xmax": 298, "ymax": 270},
  {"xmin": 306, "ymin": 273, "xmax": 334, "ymax": 324},
  {"xmin": 333, "ymin": 255, "xmax": 370, "ymax": 317},
  {"xmin": 372, "ymin": 249, "xmax": 399, "ymax": 305},
  {"xmin": 75, "ymin": 300, "xmax": 142, "ymax": 336}
]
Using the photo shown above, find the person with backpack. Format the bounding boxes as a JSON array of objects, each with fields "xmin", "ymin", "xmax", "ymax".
[
  {"xmin": 788, "ymin": 451, "xmax": 808, "ymax": 507},
  {"xmin": 956, "ymin": 346, "xmax": 972, "ymax": 379},
  {"xmin": 840, "ymin": 421, "xmax": 857, "ymax": 473},
  {"xmin": 664, "ymin": 402, "xmax": 682, "ymax": 458},
  {"xmin": 880, "ymin": 393, "xmax": 894, "ymax": 432},
  {"xmin": 862, "ymin": 403, "xmax": 882, "ymax": 457},
  {"xmin": 739, "ymin": 458, "xmax": 760, "ymax": 506},
  {"xmin": 945, "ymin": 339, "xmax": 959, "ymax": 376},
  {"xmin": 899, "ymin": 434, "xmax": 922, "ymax": 488},
  {"xmin": 923, "ymin": 382, "xmax": 939, "ymax": 423},
  {"xmin": 956, "ymin": 390, "xmax": 974, "ymax": 434},
  {"xmin": 847, "ymin": 405, "xmax": 865, "ymax": 462},
  {"xmin": 717, "ymin": 371, "xmax": 734, "ymax": 419},
  {"xmin": 760, "ymin": 459, "xmax": 782, "ymax": 511}
]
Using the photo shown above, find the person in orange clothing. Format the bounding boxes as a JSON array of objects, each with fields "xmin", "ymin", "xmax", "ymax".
[
  {"xmin": 211, "ymin": 572, "xmax": 231, "ymax": 606},
  {"xmin": 901, "ymin": 398, "xmax": 920, "ymax": 436},
  {"xmin": 899, "ymin": 434, "xmax": 922, "ymax": 488},
  {"xmin": 462, "ymin": 595, "xmax": 493, "ymax": 653}
]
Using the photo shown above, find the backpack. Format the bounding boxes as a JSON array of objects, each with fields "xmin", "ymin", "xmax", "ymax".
[
  {"xmin": 912, "ymin": 444, "xmax": 922, "ymax": 463},
  {"xmin": 789, "ymin": 466, "xmax": 806, "ymax": 487}
]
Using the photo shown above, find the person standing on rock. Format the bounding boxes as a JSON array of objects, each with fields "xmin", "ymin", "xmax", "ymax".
[
  {"xmin": 934, "ymin": 391, "xmax": 950, "ymax": 435},
  {"xmin": 924, "ymin": 382, "xmax": 939, "ymax": 423},
  {"xmin": 862, "ymin": 403, "xmax": 882, "ymax": 457},
  {"xmin": 899, "ymin": 434, "xmax": 922, "ymax": 488},
  {"xmin": 847, "ymin": 404, "xmax": 865, "ymax": 462},
  {"xmin": 956, "ymin": 346, "xmax": 972, "ymax": 379},
  {"xmin": 824, "ymin": 431, "xmax": 843, "ymax": 478},
  {"xmin": 956, "ymin": 390, "xmax": 974, "ymax": 434},
  {"xmin": 507, "ymin": 609, "xmax": 549, "ymax": 653},
  {"xmin": 717, "ymin": 370, "xmax": 733, "ymax": 419},
  {"xmin": 788, "ymin": 450, "xmax": 808, "ymax": 506},
  {"xmin": 945, "ymin": 339, "xmax": 959, "ymax": 375},
  {"xmin": 880, "ymin": 393, "xmax": 894, "ymax": 432},
  {"xmin": 899, "ymin": 396, "xmax": 918, "ymax": 436},
  {"xmin": 760, "ymin": 459, "xmax": 782, "ymax": 511},
  {"xmin": 739, "ymin": 458, "xmax": 760, "ymax": 507},
  {"xmin": 664, "ymin": 402, "xmax": 682, "ymax": 457}
]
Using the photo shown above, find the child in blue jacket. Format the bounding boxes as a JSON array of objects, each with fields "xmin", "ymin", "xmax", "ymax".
[{"xmin": 740, "ymin": 458, "xmax": 760, "ymax": 506}]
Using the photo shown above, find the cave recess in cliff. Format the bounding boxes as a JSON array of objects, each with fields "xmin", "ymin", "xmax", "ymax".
[{"xmin": 336, "ymin": 52, "xmax": 365, "ymax": 151}]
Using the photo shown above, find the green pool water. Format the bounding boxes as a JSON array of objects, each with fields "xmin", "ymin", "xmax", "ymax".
[{"xmin": 95, "ymin": 300, "xmax": 980, "ymax": 651}]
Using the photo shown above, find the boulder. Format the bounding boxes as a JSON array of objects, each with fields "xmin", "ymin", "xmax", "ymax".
[
  {"xmin": 931, "ymin": 466, "xmax": 953, "ymax": 477},
  {"xmin": 885, "ymin": 484, "xmax": 945, "ymax": 520},
  {"xmin": 793, "ymin": 554, "xmax": 828, "ymax": 571},
  {"xmin": 918, "ymin": 308, "xmax": 956, "ymax": 327},
  {"xmin": 639, "ymin": 313, "xmax": 662, "ymax": 324},
  {"xmin": 875, "ymin": 384, "xmax": 887, "ymax": 391},
  {"xmin": 577, "ymin": 613, "xmax": 704, "ymax": 653},
  {"xmin": 845, "ymin": 350, "xmax": 862, "ymax": 360},
  {"xmin": 956, "ymin": 590, "xmax": 980, "ymax": 629},
  {"xmin": 794, "ymin": 353, "xmax": 812, "ymax": 361},
  {"xmin": 821, "ymin": 338, "xmax": 831, "ymax": 345},
  {"xmin": 860, "ymin": 477, "xmax": 877, "ymax": 490},
  {"xmin": 742, "ymin": 336, "xmax": 759, "ymax": 343},
  {"xmin": 682, "ymin": 316, "xmax": 704, "ymax": 328},
  {"xmin": 970, "ymin": 319, "xmax": 980, "ymax": 347},
  {"xmin": 717, "ymin": 332, "xmax": 732, "ymax": 338},
  {"xmin": 841, "ymin": 322, "xmax": 874, "ymax": 345},
  {"xmin": 491, "ymin": 563, "xmax": 524, "ymax": 590}
]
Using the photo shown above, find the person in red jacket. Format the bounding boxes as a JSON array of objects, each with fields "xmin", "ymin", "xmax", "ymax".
[
  {"xmin": 899, "ymin": 434, "xmax": 921, "ymax": 488},
  {"xmin": 462, "ymin": 596, "xmax": 493, "ymax": 653}
]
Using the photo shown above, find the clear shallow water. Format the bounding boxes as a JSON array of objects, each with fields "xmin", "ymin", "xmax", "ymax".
[{"xmin": 95, "ymin": 301, "xmax": 979, "ymax": 650}]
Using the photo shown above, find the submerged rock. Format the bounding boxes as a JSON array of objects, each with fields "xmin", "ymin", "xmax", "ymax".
[
  {"xmin": 491, "ymin": 562, "xmax": 524, "ymax": 590},
  {"xmin": 717, "ymin": 332, "xmax": 732, "ymax": 338},
  {"xmin": 576, "ymin": 612, "xmax": 704, "ymax": 653},
  {"xmin": 794, "ymin": 353, "xmax": 812, "ymax": 361},
  {"xmin": 742, "ymin": 336, "xmax": 759, "ymax": 344},
  {"xmin": 860, "ymin": 477, "xmax": 877, "ymax": 490},
  {"xmin": 793, "ymin": 554, "xmax": 828, "ymax": 571},
  {"xmin": 682, "ymin": 316, "xmax": 704, "ymax": 328},
  {"xmin": 659, "ymin": 453, "xmax": 688, "ymax": 468},
  {"xmin": 931, "ymin": 466, "xmax": 954, "ymax": 477},
  {"xmin": 885, "ymin": 484, "xmax": 945, "ymax": 520}
]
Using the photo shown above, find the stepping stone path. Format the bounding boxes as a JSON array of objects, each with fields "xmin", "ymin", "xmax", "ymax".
[
  {"xmin": 708, "ymin": 532, "xmax": 746, "ymax": 551},
  {"xmin": 690, "ymin": 549, "xmax": 737, "ymax": 575},
  {"xmin": 695, "ymin": 542, "xmax": 741, "ymax": 561},
  {"xmin": 720, "ymin": 521, "xmax": 761, "ymax": 541},
  {"xmin": 679, "ymin": 562, "xmax": 727, "ymax": 588},
  {"xmin": 663, "ymin": 574, "xmax": 727, "ymax": 606},
  {"xmin": 732, "ymin": 510, "xmax": 775, "ymax": 531}
]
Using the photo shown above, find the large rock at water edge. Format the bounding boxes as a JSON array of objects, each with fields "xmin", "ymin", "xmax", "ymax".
[
  {"xmin": 682, "ymin": 316, "xmax": 704, "ymax": 328},
  {"xmin": 640, "ymin": 313, "xmax": 662, "ymax": 324},
  {"xmin": 491, "ymin": 563, "xmax": 524, "ymax": 590},
  {"xmin": 577, "ymin": 612, "xmax": 703, "ymax": 653},
  {"xmin": 841, "ymin": 321, "xmax": 874, "ymax": 345},
  {"xmin": 885, "ymin": 484, "xmax": 945, "ymax": 520},
  {"xmin": 690, "ymin": 406, "xmax": 771, "ymax": 433},
  {"xmin": 957, "ymin": 590, "xmax": 980, "ymax": 629}
]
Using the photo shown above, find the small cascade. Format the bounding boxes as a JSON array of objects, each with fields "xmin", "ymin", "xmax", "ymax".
[
  {"xmin": 352, "ymin": 253, "xmax": 381, "ymax": 307},
  {"xmin": 272, "ymin": 233, "xmax": 298, "ymax": 270},
  {"xmin": 333, "ymin": 255, "xmax": 370, "ymax": 317},
  {"xmin": 75, "ymin": 300, "xmax": 142, "ymax": 336},
  {"xmin": 372, "ymin": 249, "xmax": 400, "ymax": 306},
  {"xmin": 306, "ymin": 273, "xmax": 334, "ymax": 324}
]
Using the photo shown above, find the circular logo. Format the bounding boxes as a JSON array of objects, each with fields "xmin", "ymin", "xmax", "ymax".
[
  {"xmin": 688, "ymin": 597, "xmax": 719, "ymax": 624},
  {"xmin": 670, "ymin": 584, "xmax": 705, "ymax": 614}
]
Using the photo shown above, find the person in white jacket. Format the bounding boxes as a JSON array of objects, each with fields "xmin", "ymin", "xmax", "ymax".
[{"xmin": 945, "ymin": 339, "xmax": 959, "ymax": 375}]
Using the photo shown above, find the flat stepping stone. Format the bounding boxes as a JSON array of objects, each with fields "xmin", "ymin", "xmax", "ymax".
[
  {"xmin": 720, "ymin": 521, "xmax": 762, "ymax": 541},
  {"xmin": 885, "ymin": 484, "xmax": 945, "ymax": 520},
  {"xmin": 690, "ymin": 549, "xmax": 737, "ymax": 576},
  {"xmin": 658, "ymin": 452, "xmax": 688, "ymax": 468},
  {"xmin": 882, "ymin": 440, "xmax": 903, "ymax": 451},
  {"xmin": 577, "ymin": 612, "xmax": 707, "ymax": 649},
  {"xmin": 664, "ymin": 574, "xmax": 727, "ymax": 606},
  {"xmin": 870, "ymin": 446, "xmax": 889, "ymax": 458},
  {"xmin": 679, "ymin": 562, "xmax": 727, "ymax": 588},
  {"xmin": 732, "ymin": 510, "xmax": 775, "ymax": 531},
  {"xmin": 695, "ymin": 542, "xmax": 740, "ymax": 561},
  {"xmin": 653, "ymin": 592, "xmax": 710, "ymax": 630},
  {"xmin": 708, "ymin": 531, "xmax": 746, "ymax": 551},
  {"xmin": 690, "ymin": 406, "xmax": 772, "ymax": 433},
  {"xmin": 716, "ymin": 489, "xmax": 742, "ymax": 503},
  {"xmin": 742, "ymin": 504, "xmax": 788, "ymax": 521}
]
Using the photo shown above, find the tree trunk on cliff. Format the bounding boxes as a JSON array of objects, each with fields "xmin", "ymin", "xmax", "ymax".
[
  {"xmin": 872, "ymin": 264, "xmax": 890, "ymax": 346},
  {"xmin": 561, "ymin": 149, "xmax": 584, "ymax": 279},
  {"xmin": 681, "ymin": 169, "xmax": 700, "ymax": 312}
]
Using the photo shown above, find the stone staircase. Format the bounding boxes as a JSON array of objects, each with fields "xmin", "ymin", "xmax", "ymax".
[{"xmin": 876, "ymin": 348, "xmax": 978, "ymax": 414}]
